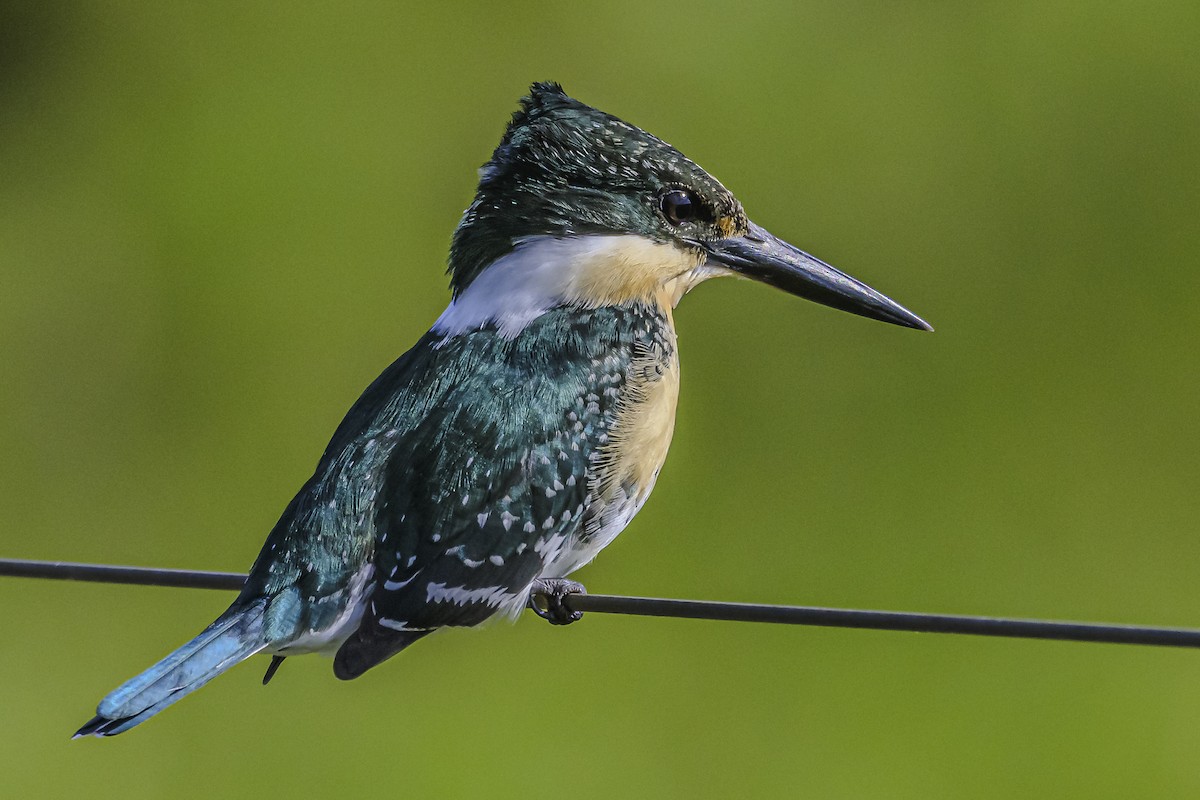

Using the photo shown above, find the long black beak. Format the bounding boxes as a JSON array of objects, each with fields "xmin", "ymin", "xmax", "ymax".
[{"xmin": 701, "ymin": 222, "xmax": 932, "ymax": 331}]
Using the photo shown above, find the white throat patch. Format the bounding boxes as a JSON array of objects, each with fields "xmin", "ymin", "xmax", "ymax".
[{"xmin": 432, "ymin": 234, "xmax": 720, "ymax": 339}]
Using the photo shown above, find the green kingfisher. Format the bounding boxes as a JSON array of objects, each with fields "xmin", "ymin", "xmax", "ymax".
[{"xmin": 75, "ymin": 82, "xmax": 930, "ymax": 737}]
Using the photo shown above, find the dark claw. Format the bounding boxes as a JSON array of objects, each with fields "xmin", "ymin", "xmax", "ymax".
[{"xmin": 529, "ymin": 578, "xmax": 586, "ymax": 625}]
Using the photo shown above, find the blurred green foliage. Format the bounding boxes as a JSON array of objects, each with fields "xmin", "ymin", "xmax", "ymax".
[{"xmin": 2, "ymin": 1, "xmax": 1199, "ymax": 796}]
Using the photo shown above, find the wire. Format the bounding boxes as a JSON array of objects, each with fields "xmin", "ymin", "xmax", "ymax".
[
  {"xmin": 0, "ymin": 559, "xmax": 243, "ymax": 591},
  {"xmin": 3, "ymin": 557, "xmax": 1198, "ymax": 650}
]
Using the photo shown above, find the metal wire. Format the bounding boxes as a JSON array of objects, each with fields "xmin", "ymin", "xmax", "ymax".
[
  {"xmin": 3, "ymin": 557, "xmax": 1199, "ymax": 650},
  {"xmin": 0, "ymin": 559, "xmax": 245, "ymax": 591}
]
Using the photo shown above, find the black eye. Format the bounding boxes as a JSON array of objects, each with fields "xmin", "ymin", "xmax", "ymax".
[{"xmin": 659, "ymin": 190, "xmax": 697, "ymax": 225}]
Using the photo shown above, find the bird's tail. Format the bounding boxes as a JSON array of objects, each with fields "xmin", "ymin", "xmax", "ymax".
[{"xmin": 74, "ymin": 599, "xmax": 268, "ymax": 738}]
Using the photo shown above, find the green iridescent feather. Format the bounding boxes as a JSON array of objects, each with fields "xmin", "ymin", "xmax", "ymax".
[
  {"xmin": 235, "ymin": 302, "xmax": 672, "ymax": 675},
  {"xmin": 450, "ymin": 82, "xmax": 745, "ymax": 295}
]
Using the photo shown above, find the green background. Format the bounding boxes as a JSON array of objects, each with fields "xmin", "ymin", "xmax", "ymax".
[{"xmin": 3, "ymin": 2, "xmax": 1199, "ymax": 796}]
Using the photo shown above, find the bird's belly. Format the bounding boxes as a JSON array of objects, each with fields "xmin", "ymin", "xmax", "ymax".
[
  {"xmin": 544, "ymin": 350, "xmax": 680, "ymax": 578},
  {"xmin": 540, "ymin": 479, "xmax": 658, "ymax": 579}
]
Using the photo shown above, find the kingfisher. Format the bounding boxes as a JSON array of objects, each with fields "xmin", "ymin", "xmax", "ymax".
[{"xmin": 75, "ymin": 82, "xmax": 930, "ymax": 737}]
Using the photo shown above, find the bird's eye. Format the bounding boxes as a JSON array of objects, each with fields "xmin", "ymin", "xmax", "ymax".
[{"xmin": 659, "ymin": 190, "xmax": 697, "ymax": 225}]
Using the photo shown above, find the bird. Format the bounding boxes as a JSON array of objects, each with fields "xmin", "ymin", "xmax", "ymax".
[{"xmin": 75, "ymin": 81, "xmax": 931, "ymax": 738}]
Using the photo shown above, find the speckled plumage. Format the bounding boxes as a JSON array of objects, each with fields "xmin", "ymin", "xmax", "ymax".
[
  {"xmin": 450, "ymin": 82, "xmax": 746, "ymax": 295},
  {"xmin": 310, "ymin": 302, "xmax": 676, "ymax": 678}
]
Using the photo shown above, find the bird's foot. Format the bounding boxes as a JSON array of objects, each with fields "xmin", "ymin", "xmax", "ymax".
[{"xmin": 529, "ymin": 578, "xmax": 586, "ymax": 625}]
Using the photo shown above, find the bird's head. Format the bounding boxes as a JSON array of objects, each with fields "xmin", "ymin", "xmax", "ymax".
[{"xmin": 441, "ymin": 82, "xmax": 930, "ymax": 337}]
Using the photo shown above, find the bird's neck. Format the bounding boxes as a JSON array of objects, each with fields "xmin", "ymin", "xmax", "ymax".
[{"xmin": 434, "ymin": 234, "xmax": 719, "ymax": 340}]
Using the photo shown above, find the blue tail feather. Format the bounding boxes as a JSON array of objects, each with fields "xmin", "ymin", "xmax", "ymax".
[{"xmin": 74, "ymin": 600, "xmax": 268, "ymax": 738}]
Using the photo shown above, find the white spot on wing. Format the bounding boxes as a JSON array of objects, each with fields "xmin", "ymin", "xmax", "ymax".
[
  {"xmin": 383, "ymin": 575, "xmax": 416, "ymax": 591},
  {"xmin": 378, "ymin": 617, "xmax": 411, "ymax": 631},
  {"xmin": 425, "ymin": 582, "xmax": 520, "ymax": 609}
]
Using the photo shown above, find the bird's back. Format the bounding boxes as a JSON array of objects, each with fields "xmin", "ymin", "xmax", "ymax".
[{"xmin": 240, "ymin": 300, "xmax": 678, "ymax": 676}]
